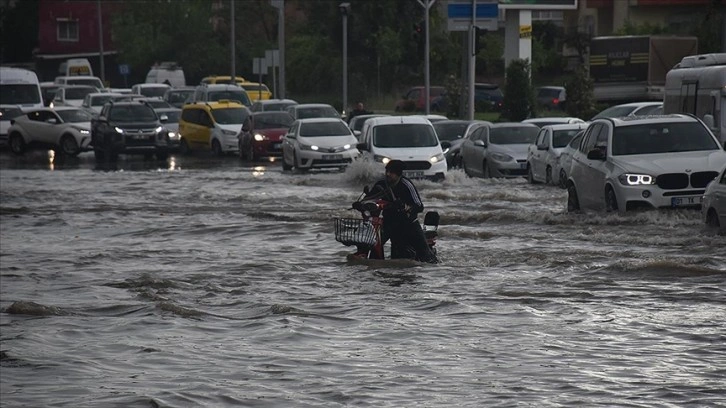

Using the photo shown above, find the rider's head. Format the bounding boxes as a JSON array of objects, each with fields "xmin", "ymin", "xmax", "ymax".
[{"xmin": 385, "ymin": 160, "xmax": 404, "ymax": 184}]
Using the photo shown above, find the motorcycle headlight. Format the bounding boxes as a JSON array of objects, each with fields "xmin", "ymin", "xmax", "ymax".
[
  {"xmin": 373, "ymin": 154, "xmax": 391, "ymax": 164},
  {"xmin": 618, "ymin": 173, "xmax": 655, "ymax": 185},
  {"xmin": 490, "ymin": 152, "xmax": 513, "ymax": 162},
  {"xmin": 114, "ymin": 127, "xmax": 124, "ymax": 134},
  {"xmin": 254, "ymin": 133, "xmax": 266, "ymax": 141},
  {"xmin": 429, "ymin": 153, "xmax": 445, "ymax": 164}
]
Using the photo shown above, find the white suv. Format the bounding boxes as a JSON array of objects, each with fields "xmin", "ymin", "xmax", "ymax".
[
  {"xmin": 566, "ymin": 114, "xmax": 726, "ymax": 213},
  {"xmin": 356, "ymin": 115, "xmax": 448, "ymax": 181}
]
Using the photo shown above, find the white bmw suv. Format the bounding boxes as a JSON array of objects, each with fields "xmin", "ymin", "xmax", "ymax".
[{"xmin": 566, "ymin": 114, "xmax": 726, "ymax": 213}]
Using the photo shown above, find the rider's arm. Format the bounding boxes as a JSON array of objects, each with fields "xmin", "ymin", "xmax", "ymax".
[{"xmin": 400, "ymin": 178, "xmax": 424, "ymax": 214}]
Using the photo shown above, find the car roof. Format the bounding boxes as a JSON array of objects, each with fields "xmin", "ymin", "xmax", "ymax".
[
  {"xmin": 542, "ymin": 123, "xmax": 588, "ymax": 131},
  {"xmin": 600, "ymin": 113, "xmax": 698, "ymax": 126},
  {"xmin": 200, "ymin": 84, "xmax": 242, "ymax": 90},
  {"xmin": 491, "ymin": 122, "xmax": 539, "ymax": 128},
  {"xmin": 259, "ymin": 98, "xmax": 297, "ymax": 104},
  {"xmin": 296, "ymin": 117, "xmax": 344, "ymax": 123},
  {"xmin": 611, "ymin": 101, "xmax": 662, "ymax": 108},
  {"xmin": 184, "ymin": 100, "xmax": 245, "ymax": 109},
  {"xmin": 134, "ymin": 83, "xmax": 171, "ymax": 88},
  {"xmin": 368, "ymin": 115, "xmax": 433, "ymax": 126},
  {"xmin": 523, "ymin": 117, "xmax": 584, "ymax": 123},
  {"xmin": 294, "ymin": 103, "xmax": 335, "ymax": 108}
]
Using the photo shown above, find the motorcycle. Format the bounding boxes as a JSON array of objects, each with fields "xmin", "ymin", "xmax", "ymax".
[{"xmin": 334, "ymin": 185, "xmax": 439, "ymax": 263}]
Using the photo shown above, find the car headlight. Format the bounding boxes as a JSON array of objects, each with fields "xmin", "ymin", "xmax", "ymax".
[
  {"xmin": 618, "ymin": 173, "xmax": 655, "ymax": 185},
  {"xmin": 373, "ymin": 154, "xmax": 391, "ymax": 164},
  {"xmin": 429, "ymin": 153, "xmax": 445, "ymax": 163},
  {"xmin": 490, "ymin": 152, "xmax": 513, "ymax": 162},
  {"xmin": 167, "ymin": 131, "xmax": 179, "ymax": 140},
  {"xmin": 114, "ymin": 126, "xmax": 125, "ymax": 134},
  {"xmin": 299, "ymin": 143, "xmax": 319, "ymax": 151},
  {"xmin": 79, "ymin": 129, "xmax": 90, "ymax": 135},
  {"xmin": 343, "ymin": 144, "xmax": 353, "ymax": 150},
  {"xmin": 254, "ymin": 133, "xmax": 267, "ymax": 141},
  {"xmin": 155, "ymin": 126, "xmax": 164, "ymax": 133},
  {"xmin": 222, "ymin": 129, "xmax": 237, "ymax": 136}
]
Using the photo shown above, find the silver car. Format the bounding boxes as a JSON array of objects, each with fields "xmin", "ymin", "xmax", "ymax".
[
  {"xmin": 702, "ymin": 165, "xmax": 726, "ymax": 232},
  {"xmin": 567, "ymin": 114, "xmax": 726, "ymax": 213},
  {"xmin": 460, "ymin": 122, "xmax": 540, "ymax": 178},
  {"xmin": 527, "ymin": 123, "xmax": 587, "ymax": 185}
]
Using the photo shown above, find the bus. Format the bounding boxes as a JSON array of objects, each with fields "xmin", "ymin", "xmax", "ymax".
[
  {"xmin": 663, "ymin": 53, "xmax": 726, "ymax": 145},
  {"xmin": 0, "ymin": 67, "xmax": 44, "ymax": 111}
]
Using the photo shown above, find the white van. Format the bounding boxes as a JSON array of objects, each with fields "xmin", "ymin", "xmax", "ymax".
[
  {"xmin": 145, "ymin": 62, "xmax": 186, "ymax": 87},
  {"xmin": 0, "ymin": 66, "xmax": 44, "ymax": 110},
  {"xmin": 356, "ymin": 115, "xmax": 448, "ymax": 181},
  {"xmin": 59, "ymin": 58, "xmax": 93, "ymax": 77}
]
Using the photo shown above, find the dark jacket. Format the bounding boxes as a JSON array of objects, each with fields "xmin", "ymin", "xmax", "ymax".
[{"xmin": 368, "ymin": 176, "xmax": 424, "ymax": 224}]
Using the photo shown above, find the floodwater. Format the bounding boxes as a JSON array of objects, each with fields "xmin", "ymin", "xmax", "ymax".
[{"xmin": 1, "ymin": 150, "xmax": 724, "ymax": 407}]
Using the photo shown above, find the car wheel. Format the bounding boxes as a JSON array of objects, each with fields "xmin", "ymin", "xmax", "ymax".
[
  {"xmin": 59, "ymin": 134, "xmax": 80, "ymax": 156},
  {"xmin": 545, "ymin": 166, "xmax": 553, "ymax": 185},
  {"xmin": 706, "ymin": 209, "xmax": 721, "ymax": 228},
  {"xmin": 605, "ymin": 186, "xmax": 618, "ymax": 212},
  {"xmin": 527, "ymin": 165, "xmax": 538, "ymax": 184},
  {"xmin": 212, "ymin": 139, "xmax": 223, "ymax": 157},
  {"xmin": 180, "ymin": 138, "xmax": 191, "ymax": 155},
  {"xmin": 9, "ymin": 133, "xmax": 25, "ymax": 155},
  {"xmin": 558, "ymin": 169, "xmax": 567, "ymax": 189},
  {"xmin": 567, "ymin": 183, "xmax": 580, "ymax": 212},
  {"xmin": 282, "ymin": 151, "xmax": 292, "ymax": 171}
]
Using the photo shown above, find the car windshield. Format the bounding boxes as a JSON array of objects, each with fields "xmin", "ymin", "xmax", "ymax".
[
  {"xmin": 144, "ymin": 100, "xmax": 171, "ymax": 109},
  {"xmin": 262, "ymin": 102, "xmax": 294, "ymax": 112},
  {"xmin": 490, "ymin": 126, "xmax": 539, "ymax": 144},
  {"xmin": 0, "ymin": 84, "xmax": 42, "ymax": 105},
  {"xmin": 67, "ymin": 78, "xmax": 104, "ymax": 88},
  {"xmin": 159, "ymin": 110, "xmax": 181, "ymax": 122},
  {"xmin": 212, "ymin": 107, "xmax": 249, "ymax": 125},
  {"xmin": 0, "ymin": 106, "xmax": 24, "ymax": 120},
  {"xmin": 297, "ymin": 107, "xmax": 339, "ymax": 119},
  {"xmin": 433, "ymin": 122, "xmax": 469, "ymax": 141},
  {"xmin": 553, "ymin": 129, "xmax": 581, "ymax": 148},
  {"xmin": 373, "ymin": 124, "xmax": 439, "ymax": 148},
  {"xmin": 57, "ymin": 109, "xmax": 93, "ymax": 123},
  {"xmin": 91, "ymin": 95, "xmax": 117, "ymax": 106},
  {"xmin": 634, "ymin": 104, "xmax": 662, "ymax": 116},
  {"xmin": 529, "ymin": 121, "xmax": 564, "ymax": 128},
  {"xmin": 167, "ymin": 90, "xmax": 193, "ymax": 104},
  {"xmin": 299, "ymin": 121, "xmax": 350, "ymax": 137},
  {"xmin": 243, "ymin": 84, "xmax": 268, "ymax": 92},
  {"xmin": 612, "ymin": 122, "xmax": 720, "ymax": 155},
  {"xmin": 139, "ymin": 87, "xmax": 168, "ymax": 98},
  {"xmin": 109, "ymin": 105, "xmax": 158, "ymax": 122},
  {"xmin": 592, "ymin": 105, "xmax": 638, "ymax": 120},
  {"xmin": 255, "ymin": 113, "xmax": 293, "ymax": 129},
  {"xmin": 208, "ymin": 91, "xmax": 251, "ymax": 106}
]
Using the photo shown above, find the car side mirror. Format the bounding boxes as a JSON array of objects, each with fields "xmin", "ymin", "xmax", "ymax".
[
  {"xmin": 587, "ymin": 148, "xmax": 606, "ymax": 161},
  {"xmin": 440, "ymin": 141, "xmax": 451, "ymax": 150},
  {"xmin": 160, "ymin": 114, "xmax": 168, "ymax": 122},
  {"xmin": 46, "ymin": 118, "xmax": 58, "ymax": 124},
  {"xmin": 356, "ymin": 142, "xmax": 368, "ymax": 151},
  {"xmin": 474, "ymin": 140, "xmax": 486, "ymax": 147},
  {"xmin": 537, "ymin": 144, "xmax": 548, "ymax": 151},
  {"xmin": 353, "ymin": 130, "xmax": 361, "ymax": 137}
]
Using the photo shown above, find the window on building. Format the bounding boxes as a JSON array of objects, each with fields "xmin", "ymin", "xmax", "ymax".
[{"xmin": 57, "ymin": 19, "xmax": 79, "ymax": 42}]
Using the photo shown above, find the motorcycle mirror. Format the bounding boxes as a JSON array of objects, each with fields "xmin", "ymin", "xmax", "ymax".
[{"xmin": 363, "ymin": 185, "xmax": 370, "ymax": 194}]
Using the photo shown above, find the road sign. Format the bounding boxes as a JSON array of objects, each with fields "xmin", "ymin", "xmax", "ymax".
[
  {"xmin": 447, "ymin": 0, "xmax": 498, "ymax": 32},
  {"xmin": 265, "ymin": 50, "xmax": 279, "ymax": 67},
  {"xmin": 252, "ymin": 58, "xmax": 268, "ymax": 75},
  {"xmin": 118, "ymin": 64, "xmax": 130, "ymax": 76},
  {"xmin": 498, "ymin": 0, "xmax": 577, "ymax": 10}
]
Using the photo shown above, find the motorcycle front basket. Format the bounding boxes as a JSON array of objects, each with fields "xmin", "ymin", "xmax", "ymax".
[{"xmin": 334, "ymin": 218, "xmax": 377, "ymax": 247}]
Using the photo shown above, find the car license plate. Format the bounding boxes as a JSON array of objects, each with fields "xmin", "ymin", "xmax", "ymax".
[
  {"xmin": 671, "ymin": 196, "xmax": 702, "ymax": 207},
  {"xmin": 134, "ymin": 134, "xmax": 148, "ymax": 140},
  {"xmin": 322, "ymin": 154, "xmax": 343, "ymax": 160},
  {"xmin": 404, "ymin": 171, "xmax": 424, "ymax": 178},
  {"xmin": 519, "ymin": 163, "xmax": 527, "ymax": 169}
]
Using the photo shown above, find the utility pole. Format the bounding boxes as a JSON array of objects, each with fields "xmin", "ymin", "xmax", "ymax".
[
  {"xmin": 231, "ymin": 0, "xmax": 236, "ymax": 81},
  {"xmin": 416, "ymin": 0, "xmax": 436, "ymax": 115},
  {"xmin": 97, "ymin": 0, "xmax": 105, "ymax": 83},
  {"xmin": 468, "ymin": 0, "xmax": 476, "ymax": 120},
  {"xmin": 271, "ymin": 0, "xmax": 285, "ymax": 98}
]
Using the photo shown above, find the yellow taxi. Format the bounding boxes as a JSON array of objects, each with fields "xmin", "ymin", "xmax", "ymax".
[
  {"xmin": 178, "ymin": 100, "xmax": 252, "ymax": 156},
  {"xmin": 200, "ymin": 75, "xmax": 247, "ymax": 85},
  {"xmin": 239, "ymin": 81, "xmax": 272, "ymax": 101}
]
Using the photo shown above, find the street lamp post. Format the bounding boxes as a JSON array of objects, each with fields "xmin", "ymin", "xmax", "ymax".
[
  {"xmin": 340, "ymin": 3, "xmax": 350, "ymax": 118},
  {"xmin": 271, "ymin": 0, "xmax": 285, "ymax": 99}
]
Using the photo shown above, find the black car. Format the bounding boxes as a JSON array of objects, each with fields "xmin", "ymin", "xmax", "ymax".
[
  {"xmin": 433, "ymin": 119, "xmax": 475, "ymax": 169},
  {"xmin": 91, "ymin": 100, "xmax": 170, "ymax": 162}
]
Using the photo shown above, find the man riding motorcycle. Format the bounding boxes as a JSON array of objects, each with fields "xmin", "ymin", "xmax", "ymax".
[{"xmin": 355, "ymin": 160, "xmax": 438, "ymax": 263}]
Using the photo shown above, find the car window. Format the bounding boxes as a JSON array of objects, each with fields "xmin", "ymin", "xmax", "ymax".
[
  {"xmin": 92, "ymin": 95, "xmax": 117, "ymax": 106},
  {"xmin": 0, "ymin": 106, "xmax": 23, "ymax": 120},
  {"xmin": 594, "ymin": 124, "xmax": 609, "ymax": 148},
  {"xmin": 139, "ymin": 87, "xmax": 168, "ymax": 98},
  {"xmin": 611, "ymin": 122, "xmax": 720, "ymax": 155},
  {"xmin": 166, "ymin": 90, "xmax": 193, "ymax": 105},
  {"xmin": 568, "ymin": 131, "xmax": 584, "ymax": 149},
  {"xmin": 57, "ymin": 109, "xmax": 93, "ymax": 123},
  {"xmin": 468, "ymin": 126, "xmax": 485, "ymax": 142},
  {"xmin": 489, "ymin": 126, "xmax": 539, "ymax": 144},
  {"xmin": 373, "ymin": 124, "xmax": 438, "ymax": 147},
  {"xmin": 552, "ymin": 129, "xmax": 581, "ymax": 148},
  {"xmin": 433, "ymin": 122, "xmax": 469, "ymax": 141},
  {"xmin": 299, "ymin": 121, "xmax": 350, "ymax": 137},
  {"xmin": 211, "ymin": 107, "xmax": 249, "ymax": 125},
  {"xmin": 535, "ymin": 128, "xmax": 547, "ymax": 146},
  {"xmin": 580, "ymin": 124, "xmax": 601, "ymax": 153},
  {"xmin": 254, "ymin": 112, "xmax": 293, "ymax": 129}
]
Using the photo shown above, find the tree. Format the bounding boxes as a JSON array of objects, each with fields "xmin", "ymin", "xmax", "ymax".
[
  {"xmin": 501, "ymin": 59, "xmax": 535, "ymax": 121},
  {"xmin": 565, "ymin": 66, "xmax": 596, "ymax": 120}
]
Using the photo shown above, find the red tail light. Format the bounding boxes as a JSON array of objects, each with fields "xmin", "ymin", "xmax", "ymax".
[{"xmin": 552, "ymin": 98, "xmax": 560, "ymax": 105}]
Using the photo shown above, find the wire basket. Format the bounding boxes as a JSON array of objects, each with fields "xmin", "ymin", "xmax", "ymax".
[{"xmin": 334, "ymin": 218, "xmax": 377, "ymax": 247}]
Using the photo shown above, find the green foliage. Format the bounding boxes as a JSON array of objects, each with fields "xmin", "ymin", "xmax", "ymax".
[
  {"xmin": 614, "ymin": 20, "xmax": 670, "ymax": 35},
  {"xmin": 443, "ymin": 74, "xmax": 462, "ymax": 118},
  {"xmin": 476, "ymin": 33, "xmax": 505, "ymax": 76},
  {"xmin": 501, "ymin": 59, "xmax": 535, "ymax": 122},
  {"xmin": 565, "ymin": 67, "xmax": 596, "ymax": 120},
  {"xmin": 0, "ymin": 0, "xmax": 39, "ymax": 63},
  {"xmin": 694, "ymin": 5, "xmax": 725, "ymax": 53}
]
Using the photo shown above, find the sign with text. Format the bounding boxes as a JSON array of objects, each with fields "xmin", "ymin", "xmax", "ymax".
[{"xmin": 447, "ymin": 0, "xmax": 498, "ymax": 32}]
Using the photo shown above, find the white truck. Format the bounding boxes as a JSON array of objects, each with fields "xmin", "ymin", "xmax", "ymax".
[
  {"xmin": 663, "ymin": 53, "xmax": 726, "ymax": 145},
  {"xmin": 0, "ymin": 66, "xmax": 44, "ymax": 111}
]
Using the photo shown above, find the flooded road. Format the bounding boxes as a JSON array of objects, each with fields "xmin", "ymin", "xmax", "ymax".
[{"xmin": 1, "ymin": 150, "xmax": 724, "ymax": 407}]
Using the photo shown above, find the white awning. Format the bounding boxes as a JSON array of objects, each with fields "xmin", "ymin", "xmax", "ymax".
[{"xmin": 34, "ymin": 51, "xmax": 118, "ymax": 60}]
